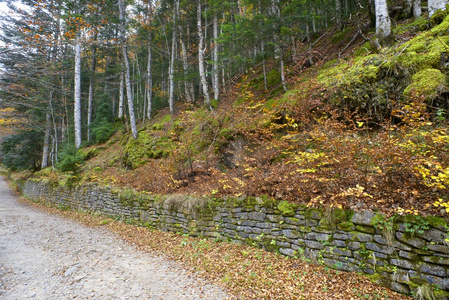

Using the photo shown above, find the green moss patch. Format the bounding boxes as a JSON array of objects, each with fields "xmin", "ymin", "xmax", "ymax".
[
  {"xmin": 277, "ymin": 201, "xmax": 299, "ymax": 216},
  {"xmin": 403, "ymin": 68, "xmax": 447, "ymax": 100}
]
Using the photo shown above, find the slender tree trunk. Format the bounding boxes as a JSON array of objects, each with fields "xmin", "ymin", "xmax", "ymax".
[
  {"xmin": 375, "ymin": 0, "xmax": 391, "ymax": 40},
  {"xmin": 413, "ymin": 0, "xmax": 422, "ymax": 18},
  {"xmin": 367, "ymin": 0, "xmax": 376, "ymax": 27},
  {"xmin": 119, "ymin": 71, "xmax": 124, "ymax": 118},
  {"xmin": 197, "ymin": 0, "xmax": 211, "ymax": 109},
  {"xmin": 169, "ymin": 0, "xmax": 179, "ymax": 116},
  {"xmin": 402, "ymin": 0, "xmax": 413, "ymax": 18},
  {"xmin": 271, "ymin": 0, "xmax": 287, "ymax": 92},
  {"xmin": 74, "ymin": 38, "xmax": 82, "ymax": 149},
  {"xmin": 335, "ymin": 0, "xmax": 342, "ymax": 30},
  {"xmin": 147, "ymin": 31, "xmax": 153, "ymax": 119},
  {"xmin": 212, "ymin": 13, "xmax": 220, "ymax": 103},
  {"xmin": 135, "ymin": 54, "xmax": 144, "ymax": 122},
  {"xmin": 87, "ymin": 35, "xmax": 97, "ymax": 142},
  {"xmin": 50, "ymin": 97, "xmax": 58, "ymax": 169},
  {"xmin": 429, "ymin": 0, "xmax": 447, "ymax": 17},
  {"xmin": 180, "ymin": 36, "xmax": 194, "ymax": 102},
  {"xmin": 41, "ymin": 112, "xmax": 51, "ymax": 169},
  {"xmin": 291, "ymin": 36, "xmax": 298, "ymax": 63},
  {"xmin": 261, "ymin": 41, "xmax": 267, "ymax": 91},
  {"xmin": 119, "ymin": 0, "xmax": 138, "ymax": 140}
]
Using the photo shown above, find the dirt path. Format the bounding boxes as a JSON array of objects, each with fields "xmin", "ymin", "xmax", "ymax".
[{"xmin": 0, "ymin": 177, "xmax": 229, "ymax": 300}]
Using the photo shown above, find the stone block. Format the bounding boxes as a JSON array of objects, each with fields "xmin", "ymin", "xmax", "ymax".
[
  {"xmin": 420, "ymin": 228, "xmax": 447, "ymax": 243},
  {"xmin": 282, "ymin": 229, "xmax": 301, "ymax": 239},
  {"xmin": 315, "ymin": 233, "xmax": 332, "ymax": 242},
  {"xmin": 225, "ymin": 223, "xmax": 236, "ymax": 230},
  {"xmin": 248, "ymin": 211, "xmax": 266, "ymax": 222},
  {"xmin": 396, "ymin": 232, "xmax": 425, "ymax": 249},
  {"xmin": 348, "ymin": 241, "xmax": 361, "ymax": 251},
  {"xmin": 266, "ymin": 214, "xmax": 284, "ymax": 223},
  {"xmin": 305, "ymin": 240, "xmax": 324, "ymax": 250},
  {"xmin": 238, "ymin": 232, "xmax": 249, "ymax": 239},
  {"xmin": 422, "ymin": 255, "xmax": 449, "ymax": 266},
  {"xmin": 391, "ymin": 258, "xmax": 415, "ymax": 270},
  {"xmin": 366, "ymin": 242, "xmax": 394, "ymax": 255},
  {"xmin": 256, "ymin": 222, "xmax": 272, "ymax": 229},
  {"xmin": 427, "ymin": 243, "xmax": 449, "ymax": 254},
  {"xmin": 305, "ymin": 232, "xmax": 316, "ymax": 240},
  {"xmin": 234, "ymin": 212, "xmax": 248, "ymax": 219},
  {"xmin": 419, "ymin": 262, "xmax": 447, "ymax": 277},
  {"xmin": 390, "ymin": 282, "xmax": 410, "ymax": 295},
  {"xmin": 351, "ymin": 210, "xmax": 376, "ymax": 226},
  {"xmin": 325, "ymin": 246, "xmax": 352, "ymax": 257},
  {"xmin": 333, "ymin": 240, "xmax": 347, "ymax": 248},
  {"xmin": 398, "ymin": 250, "xmax": 419, "ymax": 261},
  {"xmin": 279, "ymin": 248, "xmax": 296, "ymax": 257},
  {"xmin": 353, "ymin": 233, "xmax": 373, "ymax": 242},
  {"xmin": 237, "ymin": 219, "xmax": 255, "ymax": 227},
  {"xmin": 355, "ymin": 225, "xmax": 376, "ymax": 234},
  {"xmin": 244, "ymin": 226, "xmax": 253, "ymax": 233},
  {"xmin": 334, "ymin": 233, "xmax": 352, "ymax": 240},
  {"xmin": 277, "ymin": 241, "xmax": 291, "ymax": 248},
  {"xmin": 306, "ymin": 219, "xmax": 318, "ymax": 227}
]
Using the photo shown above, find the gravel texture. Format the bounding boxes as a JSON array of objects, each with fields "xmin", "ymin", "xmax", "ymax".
[{"xmin": 0, "ymin": 177, "xmax": 228, "ymax": 300}]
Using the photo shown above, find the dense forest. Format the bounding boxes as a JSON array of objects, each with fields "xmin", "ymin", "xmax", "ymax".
[
  {"xmin": 0, "ymin": 0, "xmax": 418, "ymax": 167},
  {"xmin": 1, "ymin": 0, "xmax": 449, "ymax": 219}
]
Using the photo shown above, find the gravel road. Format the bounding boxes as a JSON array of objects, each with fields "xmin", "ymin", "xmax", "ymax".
[{"xmin": 0, "ymin": 177, "xmax": 229, "ymax": 300}]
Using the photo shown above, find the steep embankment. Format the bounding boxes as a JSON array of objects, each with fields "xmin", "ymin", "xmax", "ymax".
[{"xmin": 33, "ymin": 12, "xmax": 449, "ymax": 220}]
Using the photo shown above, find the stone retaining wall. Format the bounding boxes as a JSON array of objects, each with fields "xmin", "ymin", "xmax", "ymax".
[{"xmin": 22, "ymin": 179, "xmax": 449, "ymax": 298}]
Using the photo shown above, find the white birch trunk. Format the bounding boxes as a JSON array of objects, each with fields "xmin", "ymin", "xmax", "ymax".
[
  {"xmin": 197, "ymin": 0, "xmax": 211, "ymax": 109},
  {"xmin": 74, "ymin": 39, "xmax": 82, "ymax": 149},
  {"xmin": 119, "ymin": 71, "xmax": 124, "ymax": 118},
  {"xmin": 429, "ymin": 0, "xmax": 447, "ymax": 17},
  {"xmin": 119, "ymin": 0, "xmax": 138, "ymax": 140},
  {"xmin": 147, "ymin": 32, "xmax": 153, "ymax": 120},
  {"xmin": 375, "ymin": 0, "xmax": 391, "ymax": 39},
  {"xmin": 271, "ymin": 0, "xmax": 287, "ymax": 92},
  {"xmin": 261, "ymin": 41, "xmax": 267, "ymax": 91},
  {"xmin": 41, "ymin": 113, "xmax": 51, "ymax": 169},
  {"xmin": 87, "ymin": 39, "xmax": 97, "ymax": 142},
  {"xmin": 168, "ymin": 0, "xmax": 179, "ymax": 116},
  {"xmin": 212, "ymin": 13, "xmax": 219, "ymax": 103},
  {"xmin": 413, "ymin": 0, "xmax": 422, "ymax": 18}
]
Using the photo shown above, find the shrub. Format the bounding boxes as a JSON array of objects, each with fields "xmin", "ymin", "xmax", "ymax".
[{"xmin": 57, "ymin": 143, "xmax": 85, "ymax": 174}]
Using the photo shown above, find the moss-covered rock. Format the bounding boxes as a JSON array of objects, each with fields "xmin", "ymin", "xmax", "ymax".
[
  {"xmin": 403, "ymin": 68, "xmax": 447, "ymax": 100},
  {"xmin": 277, "ymin": 201, "xmax": 299, "ymax": 216}
]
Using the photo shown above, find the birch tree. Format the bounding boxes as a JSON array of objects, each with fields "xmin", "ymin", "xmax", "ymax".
[
  {"xmin": 119, "ymin": 71, "xmax": 125, "ymax": 119},
  {"xmin": 429, "ymin": 0, "xmax": 448, "ymax": 17},
  {"xmin": 168, "ymin": 0, "xmax": 180, "ymax": 116},
  {"xmin": 212, "ymin": 12, "xmax": 220, "ymax": 103},
  {"xmin": 118, "ymin": 0, "xmax": 138, "ymax": 139},
  {"xmin": 374, "ymin": 0, "xmax": 391, "ymax": 41},
  {"xmin": 87, "ymin": 34, "xmax": 97, "ymax": 142},
  {"xmin": 74, "ymin": 38, "xmax": 82, "ymax": 149},
  {"xmin": 197, "ymin": 0, "xmax": 212, "ymax": 110},
  {"xmin": 413, "ymin": 0, "xmax": 422, "ymax": 18},
  {"xmin": 271, "ymin": 0, "xmax": 287, "ymax": 92}
]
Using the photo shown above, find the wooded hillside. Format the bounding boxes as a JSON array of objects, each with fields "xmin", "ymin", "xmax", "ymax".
[{"xmin": 2, "ymin": 0, "xmax": 449, "ymax": 219}]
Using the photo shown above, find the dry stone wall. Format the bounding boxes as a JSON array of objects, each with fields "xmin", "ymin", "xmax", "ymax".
[{"xmin": 22, "ymin": 179, "xmax": 449, "ymax": 298}]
